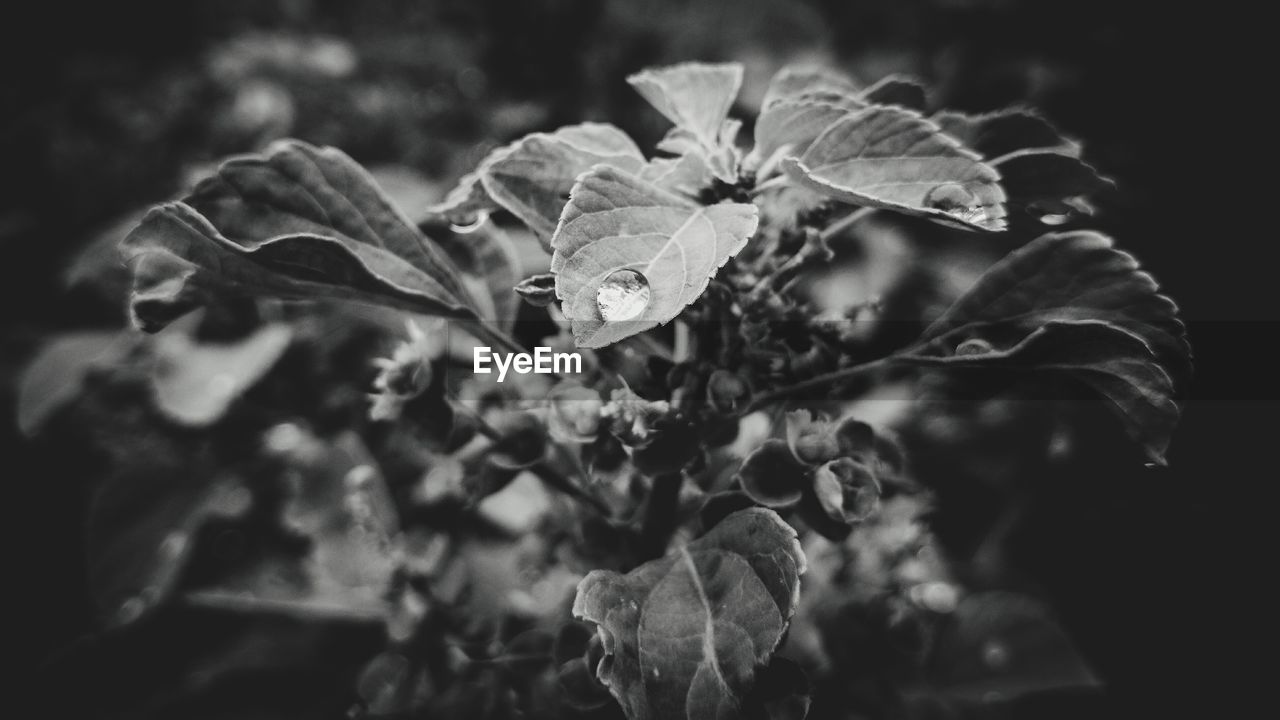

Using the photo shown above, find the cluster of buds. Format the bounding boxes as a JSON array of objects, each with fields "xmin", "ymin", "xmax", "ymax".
[{"xmin": 735, "ymin": 410, "xmax": 903, "ymax": 540}]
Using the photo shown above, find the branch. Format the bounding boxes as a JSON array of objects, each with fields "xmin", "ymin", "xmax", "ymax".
[
  {"xmin": 743, "ymin": 356, "xmax": 898, "ymax": 413},
  {"xmin": 638, "ymin": 472, "xmax": 683, "ymax": 561}
]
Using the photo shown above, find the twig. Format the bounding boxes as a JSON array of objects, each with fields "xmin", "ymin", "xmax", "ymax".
[
  {"xmin": 744, "ymin": 356, "xmax": 897, "ymax": 413},
  {"xmin": 819, "ymin": 206, "xmax": 876, "ymax": 242}
]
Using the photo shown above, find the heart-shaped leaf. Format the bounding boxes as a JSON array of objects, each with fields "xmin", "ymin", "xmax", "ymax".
[
  {"xmin": 550, "ymin": 165, "xmax": 758, "ymax": 348},
  {"xmin": 780, "ymin": 106, "xmax": 1008, "ymax": 231},
  {"xmin": 896, "ymin": 231, "xmax": 1190, "ymax": 463},
  {"xmin": 122, "ymin": 140, "xmax": 487, "ymax": 331},
  {"xmin": 572, "ymin": 508, "xmax": 806, "ymax": 720}
]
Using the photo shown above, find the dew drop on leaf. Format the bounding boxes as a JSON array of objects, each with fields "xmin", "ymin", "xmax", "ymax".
[
  {"xmin": 924, "ymin": 182, "xmax": 990, "ymax": 226},
  {"xmin": 596, "ymin": 269, "xmax": 651, "ymax": 322}
]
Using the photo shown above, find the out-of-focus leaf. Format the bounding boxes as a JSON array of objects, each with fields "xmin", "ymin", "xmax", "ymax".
[
  {"xmin": 992, "ymin": 149, "xmax": 1115, "ymax": 215},
  {"xmin": 357, "ymin": 651, "xmax": 433, "ymax": 717},
  {"xmin": 429, "ymin": 123, "xmax": 646, "ymax": 241},
  {"xmin": 924, "ymin": 592, "xmax": 1101, "ymax": 702},
  {"xmin": 16, "ymin": 331, "xmax": 131, "ymax": 436},
  {"xmin": 433, "ymin": 223, "xmax": 523, "ymax": 332},
  {"xmin": 550, "ymin": 165, "xmax": 758, "ymax": 348},
  {"xmin": 573, "ymin": 508, "xmax": 806, "ymax": 720},
  {"xmin": 746, "ymin": 657, "xmax": 812, "ymax": 720},
  {"xmin": 781, "ymin": 106, "xmax": 1008, "ymax": 231},
  {"xmin": 150, "ymin": 322, "xmax": 293, "ymax": 426},
  {"xmin": 932, "ymin": 109, "xmax": 1081, "ymax": 159},
  {"xmin": 896, "ymin": 231, "xmax": 1190, "ymax": 463},
  {"xmin": 859, "ymin": 75, "xmax": 928, "ymax": 111},
  {"xmin": 187, "ymin": 431, "xmax": 399, "ymax": 619},
  {"xmin": 121, "ymin": 140, "xmax": 486, "ymax": 332},
  {"xmin": 628, "ymin": 62, "xmax": 743, "ymax": 154}
]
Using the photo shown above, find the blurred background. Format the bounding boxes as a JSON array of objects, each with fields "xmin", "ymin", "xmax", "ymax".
[{"xmin": 1, "ymin": 0, "xmax": 1257, "ymax": 717}]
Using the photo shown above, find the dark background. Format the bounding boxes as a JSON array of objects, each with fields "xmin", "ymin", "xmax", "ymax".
[{"xmin": 1, "ymin": 0, "xmax": 1260, "ymax": 716}]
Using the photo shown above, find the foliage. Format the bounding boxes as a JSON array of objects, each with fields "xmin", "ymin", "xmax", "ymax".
[{"xmin": 18, "ymin": 58, "xmax": 1189, "ymax": 720}]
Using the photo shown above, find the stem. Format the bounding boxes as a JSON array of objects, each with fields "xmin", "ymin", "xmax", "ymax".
[
  {"xmin": 819, "ymin": 207, "xmax": 875, "ymax": 242},
  {"xmin": 639, "ymin": 472, "xmax": 683, "ymax": 561},
  {"xmin": 748, "ymin": 174, "xmax": 790, "ymax": 198},
  {"xmin": 743, "ymin": 356, "xmax": 897, "ymax": 413}
]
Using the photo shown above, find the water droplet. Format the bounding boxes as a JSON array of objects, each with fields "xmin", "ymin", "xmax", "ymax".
[
  {"xmin": 956, "ymin": 338, "xmax": 994, "ymax": 356},
  {"xmin": 983, "ymin": 641, "xmax": 1010, "ymax": 669},
  {"xmin": 449, "ymin": 212, "xmax": 490, "ymax": 234},
  {"xmin": 924, "ymin": 182, "xmax": 989, "ymax": 226},
  {"xmin": 596, "ymin": 269, "xmax": 651, "ymax": 322}
]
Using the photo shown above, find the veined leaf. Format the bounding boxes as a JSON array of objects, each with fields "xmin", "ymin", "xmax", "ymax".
[
  {"xmin": 896, "ymin": 231, "xmax": 1190, "ymax": 463},
  {"xmin": 780, "ymin": 106, "xmax": 1008, "ymax": 231},
  {"xmin": 639, "ymin": 151, "xmax": 717, "ymax": 198},
  {"xmin": 858, "ymin": 75, "xmax": 928, "ymax": 111},
  {"xmin": 483, "ymin": 123, "xmax": 647, "ymax": 240},
  {"xmin": 759, "ymin": 65, "xmax": 860, "ymax": 110},
  {"xmin": 572, "ymin": 508, "xmax": 806, "ymax": 720},
  {"xmin": 122, "ymin": 140, "xmax": 486, "ymax": 330},
  {"xmin": 550, "ymin": 165, "xmax": 758, "ymax": 348},
  {"xmin": 628, "ymin": 62, "xmax": 743, "ymax": 153},
  {"xmin": 429, "ymin": 123, "xmax": 645, "ymax": 237}
]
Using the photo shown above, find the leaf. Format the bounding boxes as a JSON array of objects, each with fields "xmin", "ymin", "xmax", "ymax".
[
  {"xmin": 925, "ymin": 592, "xmax": 1101, "ymax": 701},
  {"xmin": 549, "ymin": 165, "xmax": 758, "ymax": 348},
  {"xmin": 485, "ymin": 123, "xmax": 648, "ymax": 240},
  {"xmin": 751, "ymin": 96, "xmax": 864, "ymax": 174},
  {"xmin": 628, "ymin": 62, "xmax": 743, "ymax": 153},
  {"xmin": 150, "ymin": 321, "xmax": 294, "ymax": 426},
  {"xmin": 17, "ymin": 331, "xmax": 131, "ymax": 436},
  {"xmin": 896, "ymin": 231, "xmax": 1190, "ymax": 463},
  {"xmin": 992, "ymin": 149, "xmax": 1115, "ymax": 215},
  {"xmin": 428, "ymin": 123, "xmax": 646, "ymax": 238},
  {"xmin": 431, "ymin": 223, "xmax": 523, "ymax": 332},
  {"xmin": 186, "ymin": 431, "xmax": 400, "ymax": 619},
  {"xmin": 859, "ymin": 75, "xmax": 928, "ymax": 111},
  {"xmin": 122, "ymin": 140, "xmax": 485, "ymax": 331},
  {"xmin": 932, "ymin": 109, "xmax": 1081, "ymax": 159},
  {"xmin": 639, "ymin": 152, "xmax": 717, "ymax": 197},
  {"xmin": 759, "ymin": 65, "xmax": 860, "ymax": 110},
  {"xmin": 780, "ymin": 106, "xmax": 1008, "ymax": 231},
  {"xmin": 572, "ymin": 508, "xmax": 806, "ymax": 720}
]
